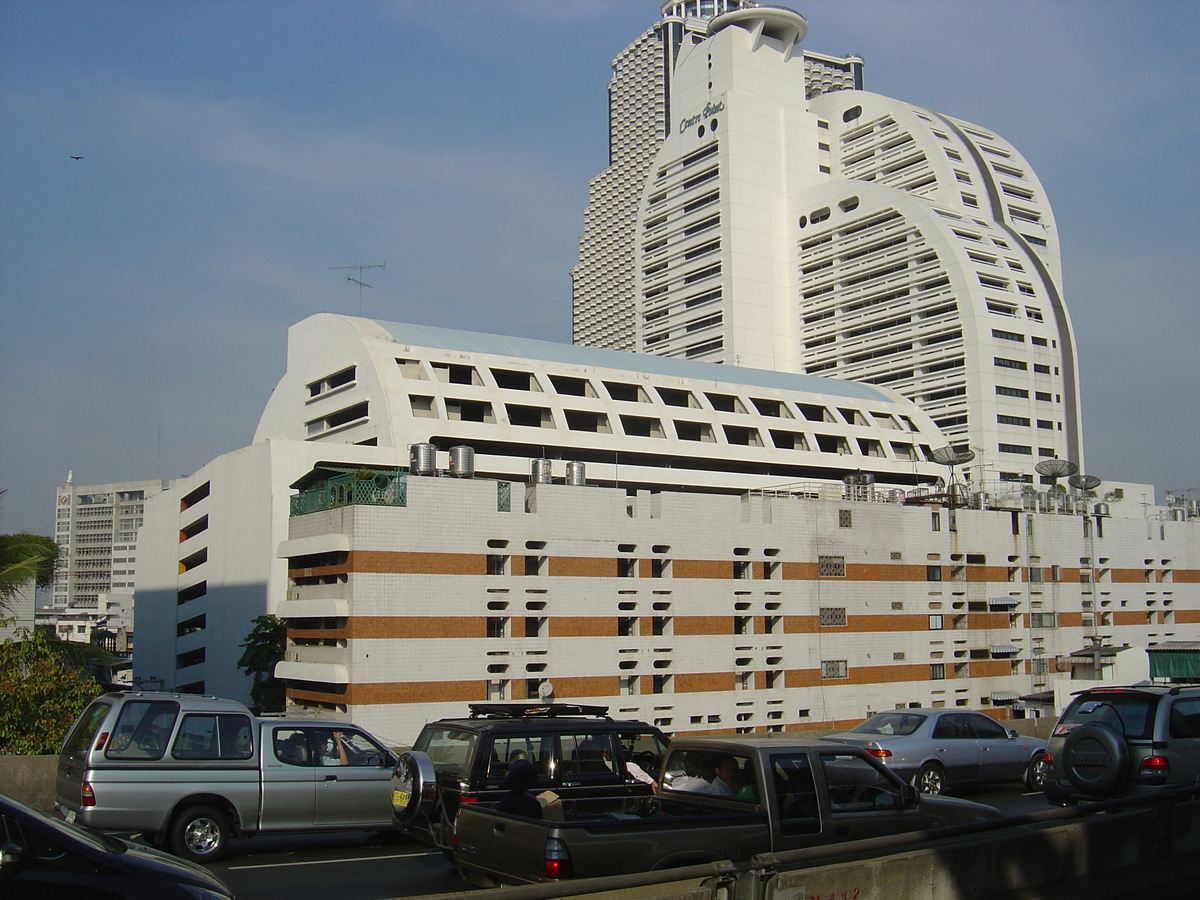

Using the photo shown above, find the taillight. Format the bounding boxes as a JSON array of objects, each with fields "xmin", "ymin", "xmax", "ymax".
[
  {"xmin": 866, "ymin": 744, "xmax": 892, "ymax": 758},
  {"xmin": 94, "ymin": 732, "xmax": 109, "ymax": 751},
  {"xmin": 81, "ymin": 782, "xmax": 96, "ymax": 807},
  {"xmin": 460, "ymin": 796, "xmax": 477, "ymax": 804},
  {"xmin": 1043, "ymin": 751, "xmax": 1054, "ymax": 765},
  {"xmin": 544, "ymin": 837, "xmax": 574, "ymax": 879},
  {"xmin": 1140, "ymin": 756, "xmax": 1169, "ymax": 781}
]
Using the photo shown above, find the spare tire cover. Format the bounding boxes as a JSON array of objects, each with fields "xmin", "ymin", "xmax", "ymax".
[
  {"xmin": 1061, "ymin": 724, "xmax": 1128, "ymax": 796},
  {"xmin": 391, "ymin": 750, "xmax": 439, "ymax": 828}
]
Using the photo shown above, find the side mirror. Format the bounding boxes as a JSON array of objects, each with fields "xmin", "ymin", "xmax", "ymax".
[
  {"xmin": 902, "ymin": 785, "xmax": 919, "ymax": 808},
  {"xmin": 1007, "ymin": 729, "xmax": 1019, "ymax": 739},
  {"xmin": 1, "ymin": 841, "xmax": 24, "ymax": 873}
]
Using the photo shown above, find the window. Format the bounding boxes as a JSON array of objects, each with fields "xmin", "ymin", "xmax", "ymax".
[
  {"xmin": 998, "ymin": 415, "xmax": 1030, "ymax": 427},
  {"xmin": 818, "ymin": 555, "xmax": 846, "ymax": 577},
  {"xmin": 106, "ymin": 700, "xmax": 179, "ymax": 761},
  {"xmin": 930, "ymin": 663, "xmax": 946, "ymax": 680},
  {"xmin": 1033, "ymin": 363, "xmax": 1051, "ymax": 374},
  {"xmin": 927, "ymin": 565, "xmax": 943, "ymax": 582},
  {"xmin": 1031, "ymin": 613, "xmax": 1057, "ymax": 628},
  {"xmin": 998, "ymin": 443, "xmax": 1033, "ymax": 455},
  {"xmin": 487, "ymin": 617, "xmax": 508, "ymax": 638},
  {"xmin": 838, "ymin": 509, "xmax": 853, "ymax": 528},
  {"xmin": 819, "ymin": 752, "xmax": 903, "ymax": 811},
  {"xmin": 992, "ymin": 329, "xmax": 1024, "ymax": 343},
  {"xmin": 928, "ymin": 614, "xmax": 944, "ymax": 630},
  {"xmin": 821, "ymin": 660, "xmax": 848, "ymax": 680},
  {"xmin": 819, "ymin": 607, "xmax": 847, "ymax": 627},
  {"xmin": 994, "ymin": 357, "xmax": 1027, "ymax": 371},
  {"xmin": 996, "ymin": 386, "xmax": 1029, "ymax": 398}
]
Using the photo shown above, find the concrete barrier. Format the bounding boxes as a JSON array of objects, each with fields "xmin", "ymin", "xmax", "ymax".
[{"xmin": 0, "ymin": 755, "xmax": 58, "ymax": 812}]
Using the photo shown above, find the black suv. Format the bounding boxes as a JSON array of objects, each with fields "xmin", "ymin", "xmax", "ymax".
[
  {"xmin": 390, "ymin": 703, "xmax": 668, "ymax": 851},
  {"xmin": 1043, "ymin": 684, "xmax": 1200, "ymax": 805}
]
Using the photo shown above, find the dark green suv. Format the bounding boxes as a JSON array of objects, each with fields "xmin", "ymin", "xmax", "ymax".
[
  {"xmin": 390, "ymin": 703, "xmax": 668, "ymax": 852},
  {"xmin": 1043, "ymin": 684, "xmax": 1200, "ymax": 805}
]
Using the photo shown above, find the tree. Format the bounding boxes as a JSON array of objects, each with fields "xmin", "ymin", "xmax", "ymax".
[
  {"xmin": 0, "ymin": 629, "xmax": 104, "ymax": 754},
  {"xmin": 0, "ymin": 530, "xmax": 59, "ymax": 614},
  {"xmin": 238, "ymin": 615, "xmax": 287, "ymax": 713}
]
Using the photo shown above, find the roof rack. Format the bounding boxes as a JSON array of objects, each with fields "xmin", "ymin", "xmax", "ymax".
[{"xmin": 466, "ymin": 702, "xmax": 612, "ymax": 720}]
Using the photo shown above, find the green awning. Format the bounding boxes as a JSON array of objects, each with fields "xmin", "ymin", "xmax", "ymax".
[{"xmin": 1148, "ymin": 644, "xmax": 1200, "ymax": 679}]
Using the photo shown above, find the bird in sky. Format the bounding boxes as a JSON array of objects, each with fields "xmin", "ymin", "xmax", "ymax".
[{"xmin": 70, "ymin": 155, "xmax": 83, "ymax": 160}]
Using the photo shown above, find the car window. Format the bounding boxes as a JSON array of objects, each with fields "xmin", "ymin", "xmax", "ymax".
[
  {"xmin": 484, "ymin": 734, "xmax": 554, "ymax": 784},
  {"xmin": 932, "ymin": 714, "xmax": 970, "ymax": 740},
  {"xmin": 0, "ymin": 813, "xmax": 97, "ymax": 874},
  {"xmin": 662, "ymin": 749, "xmax": 757, "ymax": 801},
  {"xmin": 559, "ymin": 733, "xmax": 620, "ymax": 781},
  {"xmin": 273, "ymin": 728, "xmax": 313, "ymax": 767},
  {"xmin": 1169, "ymin": 698, "xmax": 1200, "ymax": 739},
  {"xmin": 172, "ymin": 714, "xmax": 253, "ymax": 760},
  {"xmin": 414, "ymin": 726, "xmax": 478, "ymax": 777},
  {"xmin": 619, "ymin": 730, "xmax": 668, "ymax": 776},
  {"xmin": 105, "ymin": 700, "xmax": 179, "ymax": 760},
  {"xmin": 310, "ymin": 728, "xmax": 387, "ymax": 767},
  {"xmin": 770, "ymin": 753, "xmax": 820, "ymax": 834},
  {"xmin": 847, "ymin": 713, "xmax": 926, "ymax": 736},
  {"xmin": 1061, "ymin": 694, "xmax": 1156, "ymax": 741},
  {"xmin": 60, "ymin": 699, "xmax": 113, "ymax": 757},
  {"xmin": 967, "ymin": 715, "xmax": 1009, "ymax": 740},
  {"xmin": 818, "ymin": 752, "xmax": 902, "ymax": 812}
]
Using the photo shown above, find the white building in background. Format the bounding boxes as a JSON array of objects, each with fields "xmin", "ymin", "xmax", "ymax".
[
  {"xmin": 128, "ymin": 314, "xmax": 1198, "ymax": 746},
  {"xmin": 40, "ymin": 475, "xmax": 168, "ymax": 650},
  {"xmin": 572, "ymin": 2, "xmax": 1082, "ymax": 485}
]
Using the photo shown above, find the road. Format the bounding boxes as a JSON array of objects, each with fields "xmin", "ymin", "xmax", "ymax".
[{"xmin": 202, "ymin": 786, "xmax": 1049, "ymax": 900}]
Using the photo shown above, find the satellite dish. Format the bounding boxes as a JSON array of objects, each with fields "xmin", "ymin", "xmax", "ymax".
[
  {"xmin": 926, "ymin": 446, "xmax": 975, "ymax": 507},
  {"xmin": 1035, "ymin": 459, "xmax": 1078, "ymax": 479},
  {"xmin": 842, "ymin": 471, "xmax": 875, "ymax": 486},
  {"xmin": 1068, "ymin": 474, "xmax": 1102, "ymax": 492},
  {"xmin": 537, "ymin": 681, "xmax": 555, "ymax": 702},
  {"xmin": 928, "ymin": 446, "xmax": 975, "ymax": 467}
]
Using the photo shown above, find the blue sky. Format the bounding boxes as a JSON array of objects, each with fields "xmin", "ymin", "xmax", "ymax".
[{"xmin": 1, "ymin": 0, "xmax": 1197, "ymax": 532}]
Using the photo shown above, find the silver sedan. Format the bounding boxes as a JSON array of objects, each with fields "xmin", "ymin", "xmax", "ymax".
[{"xmin": 822, "ymin": 709, "xmax": 1047, "ymax": 795}]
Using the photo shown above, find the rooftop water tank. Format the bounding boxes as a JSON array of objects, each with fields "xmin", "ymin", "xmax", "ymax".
[
  {"xmin": 449, "ymin": 445, "xmax": 475, "ymax": 478},
  {"xmin": 530, "ymin": 458, "xmax": 552, "ymax": 484},
  {"xmin": 566, "ymin": 461, "xmax": 586, "ymax": 486},
  {"xmin": 410, "ymin": 442, "xmax": 437, "ymax": 476}
]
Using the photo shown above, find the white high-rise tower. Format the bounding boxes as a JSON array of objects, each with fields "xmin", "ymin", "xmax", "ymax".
[{"xmin": 572, "ymin": 2, "xmax": 1082, "ymax": 483}]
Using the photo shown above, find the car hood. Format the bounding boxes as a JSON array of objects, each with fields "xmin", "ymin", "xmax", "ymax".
[{"xmin": 112, "ymin": 838, "xmax": 234, "ymax": 896}]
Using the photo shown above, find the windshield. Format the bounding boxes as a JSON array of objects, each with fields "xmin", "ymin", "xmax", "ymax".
[
  {"xmin": 414, "ymin": 726, "xmax": 478, "ymax": 777},
  {"xmin": 847, "ymin": 713, "xmax": 926, "ymax": 736}
]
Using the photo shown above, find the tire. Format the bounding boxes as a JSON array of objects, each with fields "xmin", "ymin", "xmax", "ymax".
[
  {"xmin": 391, "ymin": 750, "xmax": 440, "ymax": 830},
  {"xmin": 169, "ymin": 805, "xmax": 229, "ymax": 863},
  {"xmin": 1061, "ymin": 724, "xmax": 1128, "ymax": 796},
  {"xmin": 914, "ymin": 762, "xmax": 946, "ymax": 795},
  {"xmin": 1024, "ymin": 753, "xmax": 1048, "ymax": 791}
]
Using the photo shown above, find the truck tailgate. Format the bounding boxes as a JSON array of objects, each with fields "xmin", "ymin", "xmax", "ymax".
[{"xmin": 455, "ymin": 805, "xmax": 552, "ymax": 883}]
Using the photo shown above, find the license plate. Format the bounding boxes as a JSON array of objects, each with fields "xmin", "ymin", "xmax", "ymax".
[
  {"xmin": 392, "ymin": 790, "xmax": 410, "ymax": 808},
  {"xmin": 64, "ymin": 809, "xmax": 76, "ymax": 824}
]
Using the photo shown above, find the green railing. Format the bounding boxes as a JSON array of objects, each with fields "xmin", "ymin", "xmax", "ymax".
[
  {"xmin": 497, "ymin": 481, "xmax": 511, "ymax": 512},
  {"xmin": 290, "ymin": 470, "xmax": 407, "ymax": 516}
]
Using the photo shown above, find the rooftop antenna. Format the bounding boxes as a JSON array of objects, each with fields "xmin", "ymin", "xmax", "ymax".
[{"xmin": 330, "ymin": 263, "xmax": 385, "ymax": 316}]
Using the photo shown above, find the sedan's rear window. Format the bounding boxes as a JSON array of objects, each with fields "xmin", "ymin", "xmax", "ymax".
[
  {"xmin": 847, "ymin": 713, "xmax": 926, "ymax": 736},
  {"xmin": 1060, "ymin": 693, "xmax": 1156, "ymax": 741}
]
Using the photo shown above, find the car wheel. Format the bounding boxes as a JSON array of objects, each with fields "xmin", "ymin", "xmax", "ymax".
[
  {"xmin": 169, "ymin": 805, "xmax": 229, "ymax": 863},
  {"xmin": 1062, "ymin": 724, "xmax": 1128, "ymax": 796},
  {"xmin": 914, "ymin": 762, "xmax": 946, "ymax": 795},
  {"xmin": 1024, "ymin": 753, "xmax": 1048, "ymax": 791}
]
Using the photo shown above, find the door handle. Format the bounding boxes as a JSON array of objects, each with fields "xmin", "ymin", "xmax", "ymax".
[
  {"xmin": 493, "ymin": 823, "xmax": 506, "ymax": 835},
  {"xmin": 325, "ymin": 774, "xmax": 338, "ymax": 781}
]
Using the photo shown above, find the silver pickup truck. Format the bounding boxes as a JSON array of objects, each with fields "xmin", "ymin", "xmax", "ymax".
[
  {"xmin": 55, "ymin": 692, "xmax": 397, "ymax": 861},
  {"xmin": 451, "ymin": 735, "xmax": 1002, "ymax": 886}
]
